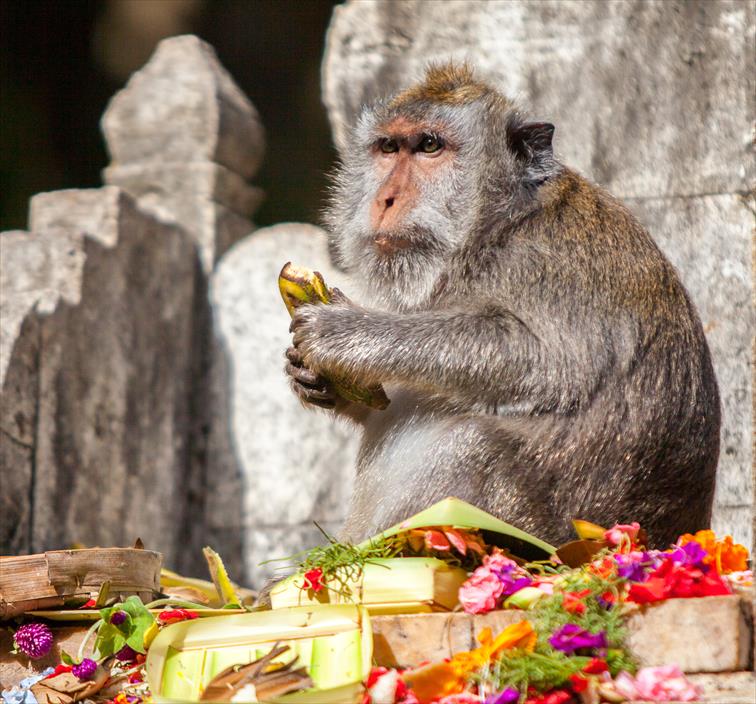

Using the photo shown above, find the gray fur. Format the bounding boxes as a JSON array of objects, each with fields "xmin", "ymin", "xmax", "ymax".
[{"xmin": 288, "ymin": 68, "xmax": 720, "ymax": 548}]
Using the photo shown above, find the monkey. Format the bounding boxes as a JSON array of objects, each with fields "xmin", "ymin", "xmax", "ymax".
[{"xmin": 284, "ymin": 63, "xmax": 720, "ymax": 549}]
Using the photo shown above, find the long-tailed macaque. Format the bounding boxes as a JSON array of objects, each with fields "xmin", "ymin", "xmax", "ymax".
[{"xmin": 285, "ymin": 63, "xmax": 720, "ymax": 547}]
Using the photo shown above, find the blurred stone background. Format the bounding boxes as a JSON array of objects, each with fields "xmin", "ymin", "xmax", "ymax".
[{"xmin": 1, "ymin": 0, "xmax": 753, "ymax": 587}]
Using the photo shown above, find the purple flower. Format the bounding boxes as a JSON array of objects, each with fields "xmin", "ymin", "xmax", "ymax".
[
  {"xmin": 110, "ymin": 610, "xmax": 127, "ymax": 625},
  {"xmin": 485, "ymin": 688, "xmax": 520, "ymax": 704},
  {"xmin": 115, "ymin": 644, "xmax": 138, "ymax": 662},
  {"xmin": 549, "ymin": 624, "xmax": 607, "ymax": 654},
  {"xmin": 489, "ymin": 562, "xmax": 533, "ymax": 596},
  {"xmin": 668, "ymin": 541, "xmax": 708, "ymax": 569},
  {"xmin": 13, "ymin": 623, "xmax": 54, "ymax": 659},
  {"xmin": 615, "ymin": 552, "xmax": 653, "ymax": 582},
  {"xmin": 72, "ymin": 658, "xmax": 97, "ymax": 680}
]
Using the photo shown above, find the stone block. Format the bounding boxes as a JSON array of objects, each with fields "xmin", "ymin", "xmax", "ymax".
[
  {"xmin": 324, "ymin": 0, "xmax": 754, "ymax": 200},
  {"xmin": 372, "ymin": 612, "xmax": 473, "ymax": 668},
  {"xmin": 370, "ymin": 595, "xmax": 752, "ymax": 673},
  {"xmin": 0, "ymin": 187, "xmax": 198, "ymax": 567},
  {"xmin": 104, "ymin": 162, "xmax": 262, "ymax": 272},
  {"xmin": 688, "ymin": 672, "xmax": 756, "ymax": 704},
  {"xmin": 101, "ymin": 35, "xmax": 264, "ymax": 179},
  {"xmin": 101, "ymin": 36, "xmax": 264, "ymax": 271},
  {"xmin": 208, "ymin": 223, "xmax": 360, "ymax": 586},
  {"xmin": 624, "ymin": 595, "xmax": 752, "ymax": 672}
]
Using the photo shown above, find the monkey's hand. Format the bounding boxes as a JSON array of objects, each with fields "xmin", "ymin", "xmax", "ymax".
[
  {"xmin": 284, "ymin": 345, "xmax": 340, "ymax": 410},
  {"xmin": 289, "ymin": 295, "xmax": 358, "ymax": 381}
]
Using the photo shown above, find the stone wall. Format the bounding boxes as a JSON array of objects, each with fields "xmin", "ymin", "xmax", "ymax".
[
  {"xmin": 322, "ymin": 0, "xmax": 755, "ymax": 547},
  {"xmin": 0, "ymin": 35, "xmax": 353, "ymax": 585}
]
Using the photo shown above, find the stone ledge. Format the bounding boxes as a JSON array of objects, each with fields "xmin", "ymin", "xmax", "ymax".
[{"xmin": 372, "ymin": 595, "xmax": 753, "ymax": 673}]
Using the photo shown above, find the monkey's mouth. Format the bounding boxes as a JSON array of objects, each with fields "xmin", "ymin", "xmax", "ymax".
[{"xmin": 373, "ymin": 233, "xmax": 413, "ymax": 255}]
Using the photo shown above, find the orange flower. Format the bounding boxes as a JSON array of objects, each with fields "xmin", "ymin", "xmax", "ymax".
[
  {"xmin": 678, "ymin": 531, "xmax": 748, "ymax": 574},
  {"xmin": 403, "ymin": 621, "xmax": 535, "ymax": 703}
]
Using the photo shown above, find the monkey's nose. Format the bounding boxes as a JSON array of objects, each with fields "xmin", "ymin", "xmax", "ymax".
[{"xmin": 384, "ymin": 196, "xmax": 395, "ymax": 209}]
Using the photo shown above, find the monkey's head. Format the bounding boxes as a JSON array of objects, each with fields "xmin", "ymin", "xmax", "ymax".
[{"xmin": 325, "ymin": 62, "xmax": 559, "ymax": 311}]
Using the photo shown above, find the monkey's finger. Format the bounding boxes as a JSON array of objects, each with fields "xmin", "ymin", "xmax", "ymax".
[
  {"xmin": 286, "ymin": 346, "xmax": 303, "ymax": 365},
  {"xmin": 285, "ymin": 361, "xmax": 324, "ymax": 387},
  {"xmin": 291, "ymin": 380, "xmax": 336, "ymax": 405},
  {"xmin": 330, "ymin": 287, "xmax": 350, "ymax": 305}
]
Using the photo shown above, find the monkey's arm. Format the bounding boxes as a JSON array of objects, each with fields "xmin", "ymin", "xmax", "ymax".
[{"xmin": 292, "ymin": 302, "xmax": 570, "ymax": 407}]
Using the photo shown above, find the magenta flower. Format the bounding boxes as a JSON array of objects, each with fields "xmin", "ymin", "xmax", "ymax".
[
  {"xmin": 548, "ymin": 624, "xmax": 607, "ymax": 653},
  {"xmin": 615, "ymin": 551, "xmax": 653, "ymax": 582},
  {"xmin": 110, "ymin": 610, "xmax": 127, "ymax": 625},
  {"xmin": 72, "ymin": 658, "xmax": 97, "ymax": 680},
  {"xmin": 13, "ymin": 623, "xmax": 54, "ymax": 659},
  {"xmin": 485, "ymin": 688, "xmax": 520, "ymax": 704},
  {"xmin": 486, "ymin": 552, "xmax": 533, "ymax": 595},
  {"xmin": 668, "ymin": 541, "xmax": 708, "ymax": 569}
]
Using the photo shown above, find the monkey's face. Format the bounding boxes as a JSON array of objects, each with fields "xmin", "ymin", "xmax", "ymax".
[
  {"xmin": 368, "ymin": 117, "xmax": 456, "ymax": 253},
  {"xmin": 326, "ymin": 109, "xmax": 482, "ymax": 311}
]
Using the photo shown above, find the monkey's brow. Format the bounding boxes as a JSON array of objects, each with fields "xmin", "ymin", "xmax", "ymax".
[{"xmin": 373, "ymin": 131, "xmax": 441, "ymax": 147}]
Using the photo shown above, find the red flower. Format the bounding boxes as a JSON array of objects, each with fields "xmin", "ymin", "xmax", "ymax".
[
  {"xmin": 627, "ymin": 558, "xmax": 731, "ymax": 604},
  {"xmin": 562, "ymin": 589, "xmax": 591, "ymax": 614},
  {"xmin": 582, "ymin": 658, "xmax": 608, "ymax": 674},
  {"xmin": 45, "ymin": 664, "xmax": 73, "ymax": 679},
  {"xmin": 525, "ymin": 689, "xmax": 574, "ymax": 704},
  {"xmin": 78, "ymin": 599, "xmax": 97, "ymax": 610},
  {"xmin": 302, "ymin": 567, "xmax": 325, "ymax": 593},
  {"xmin": 569, "ymin": 675, "xmax": 589, "ymax": 693},
  {"xmin": 157, "ymin": 608, "xmax": 198, "ymax": 623}
]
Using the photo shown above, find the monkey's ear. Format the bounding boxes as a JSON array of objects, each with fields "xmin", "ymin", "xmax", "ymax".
[{"xmin": 508, "ymin": 121, "xmax": 555, "ymax": 162}]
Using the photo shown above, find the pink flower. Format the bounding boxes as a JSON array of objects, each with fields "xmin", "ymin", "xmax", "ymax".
[
  {"xmin": 614, "ymin": 666, "xmax": 701, "ymax": 702},
  {"xmin": 604, "ymin": 522, "xmax": 640, "ymax": 546},
  {"xmin": 459, "ymin": 566, "xmax": 504, "ymax": 614},
  {"xmin": 483, "ymin": 551, "xmax": 519, "ymax": 572}
]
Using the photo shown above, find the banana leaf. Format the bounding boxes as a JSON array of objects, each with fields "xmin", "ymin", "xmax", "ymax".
[
  {"xmin": 361, "ymin": 497, "xmax": 556, "ymax": 562},
  {"xmin": 145, "ymin": 604, "xmax": 371, "ymax": 703}
]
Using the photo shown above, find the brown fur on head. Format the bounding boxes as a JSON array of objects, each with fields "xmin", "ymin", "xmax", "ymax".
[{"xmin": 389, "ymin": 62, "xmax": 494, "ymax": 107}]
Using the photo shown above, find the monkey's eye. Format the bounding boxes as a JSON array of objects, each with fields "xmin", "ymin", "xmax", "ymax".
[
  {"xmin": 417, "ymin": 133, "xmax": 444, "ymax": 154},
  {"xmin": 379, "ymin": 138, "xmax": 399, "ymax": 154}
]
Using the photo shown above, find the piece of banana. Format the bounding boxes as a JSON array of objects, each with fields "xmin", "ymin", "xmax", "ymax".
[{"xmin": 279, "ymin": 262, "xmax": 390, "ymax": 410}]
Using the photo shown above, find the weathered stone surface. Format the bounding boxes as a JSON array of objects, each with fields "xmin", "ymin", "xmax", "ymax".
[
  {"xmin": 0, "ymin": 187, "xmax": 198, "ymax": 564},
  {"xmin": 688, "ymin": 672, "xmax": 756, "ymax": 704},
  {"xmin": 626, "ymin": 193, "xmax": 753, "ymax": 542},
  {"xmin": 0, "ymin": 227, "xmax": 86, "ymax": 554},
  {"xmin": 323, "ymin": 0, "xmax": 755, "ymax": 547},
  {"xmin": 208, "ymin": 223, "xmax": 360, "ymax": 586},
  {"xmin": 102, "ymin": 35, "xmax": 264, "ymax": 271},
  {"xmin": 370, "ymin": 595, "xmax": 753, "ymax": 673},
  {"xmin": 372, "ymin": 612, "xmax": 473, "ymax": 668},
  {"xmin": 324, "ymin": 0, "xmax": 754, "ymax": 200},
  {"xmin": 625, "ymin": 595, "xmax": 753, "ymax": 672},
  {"xmin": 102, "ymin": 34, "xmax": 264, "ymax": 179}
]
